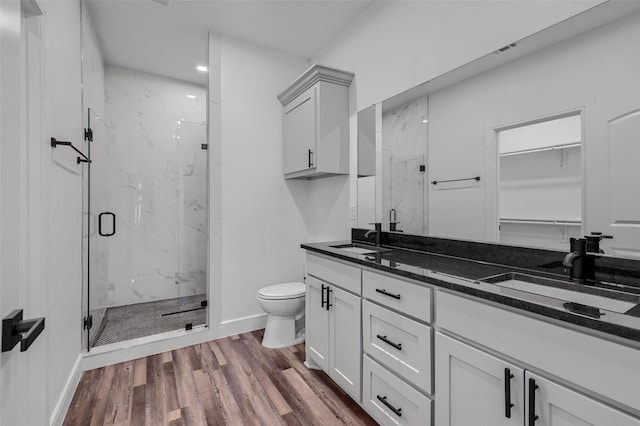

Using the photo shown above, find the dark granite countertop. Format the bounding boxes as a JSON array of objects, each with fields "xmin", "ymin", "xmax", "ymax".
[{"xmin": 301, "ymin": 238, "xmax": 640, "ymax": 345}]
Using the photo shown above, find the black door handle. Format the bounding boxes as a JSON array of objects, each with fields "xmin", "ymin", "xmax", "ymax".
[
  {"xmin": 504, "ymin": 368, "xmax": 515, "ymax": 418},
  {"xmin": 308, "ymin": 149, "xmax": 314, "ymax": 168},
  {"xmin": 326, "ymin": 287, "xmax": 332, "ymax": 310},
  {"xmin": 528, "ymin": 378, "xmax": 539, "ymax": 425},
  {"xmin": 377, "ymin": 395, "xmax": 402, "ymax": 417},
  {"xmin": 98, "ymin": 212, "xmax": 116, "ymax": 237},
  {"xmin": 376, "ymin": 334, "xmax": 402, "ymax": 350},
  {"xmin": 375, "ymin": 288, "xmax": 401, "ymax": 300},
  {"xmin": 321, "ymin": 284, "xmax": 327, "ymax": 308}
]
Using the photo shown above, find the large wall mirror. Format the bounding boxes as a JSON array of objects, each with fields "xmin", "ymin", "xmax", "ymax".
[{"xmin": 357, "ymin": 1, "xmax": 640, "ymax": 259}]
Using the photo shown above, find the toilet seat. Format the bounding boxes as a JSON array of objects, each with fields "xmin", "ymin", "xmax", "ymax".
[{"xmin": 258, "ymin": 282, "xmax": 305, "ymax": 300}]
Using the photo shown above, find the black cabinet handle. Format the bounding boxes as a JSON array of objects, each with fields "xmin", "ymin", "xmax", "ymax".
[
  {"xmin": 326, "ymin": 287, "xmax": 332, "ymax": 311},
  {"xmin": 377, "ymin": 395, "xmax": 402, "ymax": 417},
  {"xmin": 528, "ymin": 378, "xmax": 539, "ymax": 425},
  {"xmin": 376, "ymin": 334, "xmax": 402, "ymax": 350},
  {"xmin": 98, "ymin": 212, "xmax": 116, "ymax": 237},
  {"xmin": 504, "ymin": 368, "xmax": 515, "ymax": 418},
  {"xmin": 308, "ymin": 149, "xmax": 314, "ymax": 168},
  {"xmin": 375, "ymin": 288, "xmax": 401, "ymax": 300},
  {"xmin": 321, "ymin": 284, "xmax": 326, "ymax": 309}
]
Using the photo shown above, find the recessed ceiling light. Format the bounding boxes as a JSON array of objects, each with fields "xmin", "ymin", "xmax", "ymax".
[
  {"xmin": 187, "ymin": 94, "xmax": 196, "ymax": 99},
  {"xmin": 196, "ymin": 65, "xmax": 208, "ymax": 72}
]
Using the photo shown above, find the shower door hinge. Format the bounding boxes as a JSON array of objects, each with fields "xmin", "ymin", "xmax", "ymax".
[
  {"xmin": 201, "ymin": 300, "xmax": 208, "ymax": 308},
  {"xmin": 83, "ymin": 315, "xmax": 93, "ymax": 330},
  {"xmin": 201, "ymin": 144, "xmax": 208, "ymax": 150},
  {"xmin": 84, "ymin": 128, "xmax": 93, "ymax": 142}
]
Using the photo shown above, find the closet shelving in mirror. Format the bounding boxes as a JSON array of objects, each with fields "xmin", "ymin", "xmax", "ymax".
[
  {"xmin": 499, "ymin": 218, "xmax": 581, "ymax": 227},
  {"xmin": 499, "ymin": 142, "xmax": 581, "ymax": 157}
]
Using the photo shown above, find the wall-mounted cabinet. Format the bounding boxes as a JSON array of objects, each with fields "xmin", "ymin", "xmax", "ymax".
[{"xmin": 278, "ymin": 64, "xmax": 354, "ymax": 179}]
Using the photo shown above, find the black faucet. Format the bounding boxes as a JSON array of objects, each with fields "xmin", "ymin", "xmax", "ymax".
[
  {"xmin": 365, "ymin": 222, "xmax": 382, "ymax": 247},
  {"xmin": 563, "ymin": 238, "xmax": 594, "ymax": 281}
]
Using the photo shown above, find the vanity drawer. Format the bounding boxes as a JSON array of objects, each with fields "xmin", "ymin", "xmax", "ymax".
[
  {"xmin": 306, "ymin": 254, "xmax": 361, "ymax": 295},
  {"xmin": 363, "ymin": 300, "xmax": 432, "ymax": 393},
  {"xmin": 363, "ymin": 270, "xmax": 432, "ymax": 323},
  {"xmin": 363, "ymin": 355, "xmax": 432, "ymax": 426}
]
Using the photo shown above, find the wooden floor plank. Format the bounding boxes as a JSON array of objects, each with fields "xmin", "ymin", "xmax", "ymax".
[
  {"xmin": 172, "ymin": 348, "xmax": 209, "ymax": 425},
  {"xmin": 64, "ymin": 331, "xmax": 376, "ymax": 425},
  {"xmin": 145, "ymin": 353, "xmax": 167, "ymax": 425}
]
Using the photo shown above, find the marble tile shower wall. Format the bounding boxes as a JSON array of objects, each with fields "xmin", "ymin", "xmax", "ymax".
[
  {"xmin": 381, "ymin": 95, "xmax": 429, "ymax": 235},
  {"xmin": 92, "ymin": 66, "xmax": 207, "ymax": 308}
]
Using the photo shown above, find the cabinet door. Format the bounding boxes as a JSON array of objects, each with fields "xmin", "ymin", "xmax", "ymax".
[
  {"xmin": 305, "ymin": 276, "xmax": 329, "ymax": 371},
  {"xmin": 526, "ymin": 372, "xmax": 640, "ymax": 426},
  {"xmin": 435, "ymin": 333, "xmax": 524, "ymax": 426},
  {"xmin": 329, "ymin": 285, "xmax": 362, "ymax": 402},
  {"xmin": 283, "ymin": 85, "xmax": 316, "ymax": 175}
]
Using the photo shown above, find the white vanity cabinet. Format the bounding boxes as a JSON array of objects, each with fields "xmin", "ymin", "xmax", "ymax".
[
  {"xmin": 361, "ymin": 270, "xmax": 434, "ymax": 425},
  {"xmin": 435, "ymin": 290, "xmax": 640, "ymax": 426},
  {"xmin": 278, "ymin": 64, "xmax": 354, "ymax": 179},
  {"xmin": 305, "ymin": 254, "xmax": 362, "ymax": 402},
  {"xmin": 435, "ymin": 332, "xmax": 525, "ymax": 426}
]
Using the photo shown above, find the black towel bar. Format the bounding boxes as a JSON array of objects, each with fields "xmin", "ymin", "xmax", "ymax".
[{"xmin": 431, "ymin": 176, "xmax": 480, "ymax": 185}]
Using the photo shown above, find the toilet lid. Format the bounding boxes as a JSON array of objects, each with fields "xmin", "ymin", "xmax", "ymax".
[{"xmin": 258, "ymin": 282, "xmax": 305, "ymax": 300}]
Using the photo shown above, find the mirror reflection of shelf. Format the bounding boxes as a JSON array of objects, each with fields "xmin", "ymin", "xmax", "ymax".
[
  {"xmin": 500, "ymin": 218, "xmax": 581, "ymax": 226},
  {"xmin": 499, "ymin": 141, "xmax": 581, "ymax": 157}
]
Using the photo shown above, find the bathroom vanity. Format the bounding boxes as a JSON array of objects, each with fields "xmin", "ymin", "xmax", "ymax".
[{"xmin": 302, "ymin": 232, "xmax": 640, "ymax": 426}]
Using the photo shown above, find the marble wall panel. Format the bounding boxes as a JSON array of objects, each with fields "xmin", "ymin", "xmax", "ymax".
[{"xmin": 381, "ymin": 95, "xmax": 429, "ymax": 234}]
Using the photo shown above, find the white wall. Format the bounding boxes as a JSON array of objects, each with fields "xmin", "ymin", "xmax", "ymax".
[
  {"xmin": 218, "ymin": 37, "xmax": 311, "ymax": 322},
  {"xmin": 42, "ymin": 0, "xmax": 85, "ymax": 423}
]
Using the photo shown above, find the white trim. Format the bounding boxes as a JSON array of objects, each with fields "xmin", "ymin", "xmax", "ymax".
[
  {"xmin": 220, "ymin": 313, "xmax": 267, "ymax": 338},
  {"xmin": 49, "ymin": 353, "xmax": 82, "ymax": 426},
  {"xmin": 83, "ymin": 325, "xmax": 217, "ymax": 371},
  {"xmin": 277, "ymin": 63, "xmax": 354, "ymax": 106}
]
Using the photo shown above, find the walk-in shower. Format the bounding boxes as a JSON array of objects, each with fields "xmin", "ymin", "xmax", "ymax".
[{"xmin": 81, "ymin": 4, "xmax": 209, "ymax": 350}]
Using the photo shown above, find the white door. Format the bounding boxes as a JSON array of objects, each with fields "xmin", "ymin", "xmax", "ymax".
[
  {"xmin": 329, "ymin": 285, "xmax": 361, "ymax": 402},
  {"xmin": 435, "ymin": 333, "xmax": 525, "ymax": 426},
  {"xmin": 305, "ymin": 276, "xmax": 329, "ymax": 371},
  {"xmin": 585, "ymin": 93, "xmax": 640, "ymax": 258},
  {"xmin": 283, "ymin": 85, "xmax": 316, "ymax": 175},
  {"xmin": 0, "ymin": 2, "xmax": 47, "ymax": 425},
  {"xmin": 525, "ymin": 372, "xmax": 640, "ymax": 426}
]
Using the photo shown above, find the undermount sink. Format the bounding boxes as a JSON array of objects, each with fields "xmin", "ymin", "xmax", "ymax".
[
  {"xmin": 479, "ymin": 272, "xmax": 638, "ymax": 314},
  {"xmin": 330, "ymin": 243, "xmax": 391, "ymax": 255}
]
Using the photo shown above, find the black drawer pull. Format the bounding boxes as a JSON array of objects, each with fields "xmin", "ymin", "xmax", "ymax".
[
  {"xmin": 504, "ymin": 368, "xmax": 514, "ymax": 418},
  {"xmin": 375, "ymin": 288, "xmax": 401, "ymax": 300},
  {"xmin": 376, "ymin": 334, "xmax": 402, "ymax": 350},
  {"xmin": 377, "ymin": 395, "xmax": 402, "ymax": 417},
  {"xmin": 528, "ymin": 378, "xmax": 539, "ymax": 425}
]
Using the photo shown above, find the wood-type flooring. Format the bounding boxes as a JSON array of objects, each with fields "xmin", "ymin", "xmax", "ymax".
[{"xmin": 63, "ymin": 330, "xmax": 377, "ymax": 425}]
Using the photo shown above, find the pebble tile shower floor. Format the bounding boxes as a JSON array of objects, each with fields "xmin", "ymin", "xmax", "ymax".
[{"xmin": 92, "ymin": 294, "xmax": 207, "ymax": 347}]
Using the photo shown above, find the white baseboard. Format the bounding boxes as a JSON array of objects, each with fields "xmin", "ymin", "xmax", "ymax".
[
  {"xmin": 50, "ymin": 353, "xmax": 83, "ymax": 426},
  {"xmin": 220, "ymin": 313, "xmax": 267, "ymax": 338}
]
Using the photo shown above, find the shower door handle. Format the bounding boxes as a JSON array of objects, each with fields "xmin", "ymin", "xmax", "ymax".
[{"xmin": 98, "ymin": 212, "xmax": 116, "ymax": 237}]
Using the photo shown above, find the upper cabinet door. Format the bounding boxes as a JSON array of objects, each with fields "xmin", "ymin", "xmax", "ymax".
[
  {"xmin": 585, "ymin": 93, "xmax": 640, "ymax": 258},
  {"xmin": 283, "ymin": 85, "xmax": 317, "ymax": 175},
  {"xmin": 278, "ymin": 64, "xmax": 354, "ymax": 179},
  {"xmin": 525, "ymin": 372, "xmax": 640, "ymax": 426},
  {"xmin": 435, "ymin": 332, "xmax": 525, "ymax": 426}
]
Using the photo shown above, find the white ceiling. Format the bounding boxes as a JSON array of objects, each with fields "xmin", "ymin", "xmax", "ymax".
[{"xmin": 85, "ymin": 0, "xmax": 375, "ymax": 85}]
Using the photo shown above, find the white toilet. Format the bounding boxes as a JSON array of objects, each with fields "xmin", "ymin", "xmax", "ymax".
[{"xmin": 257, "ymin": 282, "xmax": 306, "ymax": 348}]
